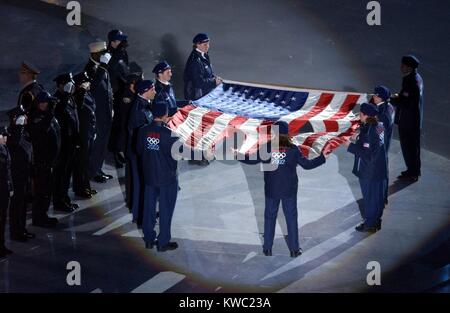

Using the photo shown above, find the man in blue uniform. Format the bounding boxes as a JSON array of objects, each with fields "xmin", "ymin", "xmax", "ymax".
[
  {"xmin": 6, "ymin": 106, "xmax": 35, "ymax": 242},
  {"xmin": 107, "ymin": 29, "xmax": 130, "ymax": 168},
  {"xmin": 53, "ymin": 73, "xmax": 80, "ymax": 212},
  {"xmin": 72, "ymin": 71, "xmax": 97, "ymax": 199},
  {"xmin": 137, "ymin": 101, "xmax": 180, "ymax": 251},
  {"xmin": 0, "ymin": 127, "xmax": 13, "ymax": 258},
  {"xmin": 17, "ymin": 62, "xmax": 45, "ymax": 113},
  {"xmin": 183, "ymin": 33, "xmax": 222, "ymax": 101},
  {"xmin": 371, "ymin": 85, "xmax": 394, "ymax": 207},
  {"xmin": 153, "ymin": 61, "xmax": 190, "ymax": 117},
  {"xmin": 127, "ymin": 80, "xmax": 155, "ymax": 225},
  {"xmin": 235, "ymin": 121, "xmax": 326, "ymax": 257},
  {"xmin": 28, "ymin": 92, "xmax": 60, "ymax": 228},
  {"xmin": 391, "ymin": 55, "xmax": 424, "ymax": 182},
  {"xmin": 87, "ymin": 42, "xmax": 114, "ymax": 183},
  {"xmin": 344, "ymin": 103, "xmax": 388, "ymax": 232},
  {"xmin": 121, "ymin": 72, "xmax": 143, "ymax": 208}
]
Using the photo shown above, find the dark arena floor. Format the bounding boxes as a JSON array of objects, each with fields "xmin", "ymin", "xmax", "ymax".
[{"xmin": 0, "ymin": 0, "xmax": 449, "ymax": 296}]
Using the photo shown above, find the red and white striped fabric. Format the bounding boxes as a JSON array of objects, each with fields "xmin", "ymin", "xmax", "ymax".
[{"xmin": 168, "ymin": 80, "xmax": 368, "ymax": 159}]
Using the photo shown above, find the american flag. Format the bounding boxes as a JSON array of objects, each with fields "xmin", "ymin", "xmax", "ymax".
[{"xmin": 168, "ymin": 80, "xmax": 369, "ymax": 159}]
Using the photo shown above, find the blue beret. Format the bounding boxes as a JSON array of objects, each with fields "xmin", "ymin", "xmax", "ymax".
[
  {"xmin": 193, "ymin": 33, "xmax": 210, "ymax": 44},
  {"xmin": 360, "ymin": 102, "xmax": 378, "ymax": 117},
  {"xmin": 374, "ymin": 85, "xmax": 391, "ymax": 101},
  {"xmin": 152, "ymin": 101, "xmax": 169, "ymax": 118},
  {"xmin": 36, "ymin": 91, "xmax": 57, "ymax": 103},
  {"xmin": 135, "ymin": 80, "xmax": 154, "ymax": 95},
  {"xmin": 274, "ymin": 121, "xmax": 289, "ymax": 135},
  {"xmin": 152, "ymin": 61, "xmax": 171, "ymax": 74},
  {"xmin": 108, "ymin": 29, "xmax": 127, "ymax": 42},
  {"xmin": 402, "ymin": 55, "xmax": 420, "ymax": 68}
]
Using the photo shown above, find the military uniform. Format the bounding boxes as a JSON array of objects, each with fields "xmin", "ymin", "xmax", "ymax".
[
  {"xmin": 89, "ymin": 58, "xmax": 114, "ymax": 180},
  {"xmin": 240, "ymin": 121, "xmax": 325, "ymax": 257},
  {"xmin": 72, "ymin": 72, "xmax": 97, "ymax": 197},
  {"xmin": 17, "ymin": 62, "xmax": 44, "ymax": 113},
  {"xmin": 183, "ymin": 34, "xmax": 217, "ymax": 100},
  {"xmin": 127, "ymin": 82, "xmax": 153, "ymax": 224},
  {"xmin": 348, "ymin": 103, "xmax": 388, "ymax": 232},
  {"xmin": 136, "ymin": 102, "xmax": 180, "ymax": 251},
  {"xmin": 107, "ymin": 30, "xmax": 130, "ymax": 162},
  {"xmin": 155, "ymin": 80, "xmax": 189, "ymax": 117},
  {"xmin": 0, "ymin": 129, "xmax": 13, "ymax": 257},
  {"xmin": 28, "ymin": 93, "xmax": 60, "ymax": 227},
  {"xmin": 53, "ymin": 74, "xmax": 80, "ymax": 212},
  {"xmin": 6, "ymin": 115, "xmax": 33, "ymax": 241}
]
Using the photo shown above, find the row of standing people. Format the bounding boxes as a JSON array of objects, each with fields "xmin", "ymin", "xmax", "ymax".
[{"xmin": 0, "ymin": 31, "xmax": 223, "ymax": 258}]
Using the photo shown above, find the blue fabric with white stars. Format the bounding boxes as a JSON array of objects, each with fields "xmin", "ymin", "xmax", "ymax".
[{"xmin": 193, "ymin": 83, "xmax": 309, "ymax": 120}]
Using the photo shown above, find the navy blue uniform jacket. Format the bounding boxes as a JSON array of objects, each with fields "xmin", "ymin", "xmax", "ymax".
[
  {"xmin": 241, "ymin": 144, "xmax": 325, "ymax": 199},
  {"xmin": 136, "ymin": 121, "xmax": 180, "ymax": 187},
  {"xmin": 348, "ymin": 122, "xmax": 388, "ymax": 181},
  {"xmin": 183, "ymin": 49, "xmax": 216, "ymax": 100}
]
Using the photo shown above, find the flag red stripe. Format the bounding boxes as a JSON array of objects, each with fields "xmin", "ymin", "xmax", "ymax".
[
  {"xmin": 288, "ymin": 93, "xmax": 334, "ymax": 135},
  {"xmin": 323, "ymin": 94, "xmax": 360, "ymax": 132}
]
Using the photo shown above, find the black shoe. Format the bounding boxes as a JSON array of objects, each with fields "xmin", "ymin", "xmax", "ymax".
[
  {"xmin": 145, "ymin": 241, "xmax": 156, "ymax": 249},
  {"xmin": 54, "ymin": 203, "xmax": 76, "ymax": 213},
  {"xmin": 93, "ymin": 175, "xmax": 107, "ymax": 183},
  {"xmin": 75, "ymin": 190, "xmax": 92, "ymax": 199},
  {"xmin": 355, "ymin": 222, "xmax": 366, "ymax": 232},
  {"xmin": 355, "ymin": 223, "xmax": 377, "ymax": 233},
  {"xmin": 24, "ymin": 231, "xmax": 36, "ymax": 239},
  {"xmin": 100, "ymin": 172, "xmax": 113, "ymax": 180},
  {"xmin": 398, "ymin": 172, "xmax": 419, "ymax": 181},
  {"xmin": 89, "ymin": 188, "xmax": 98, "ymax": 195},
  {"xmin": 290, "ymin": 249, "xmax": 303, "ymax": 258},
  {"xmin": 157, "ymin": 241, "xmax": 178, "ymax": 252},
  {"xmin": 263, "ymin": 249, "xmax": 272, "ymax": 256},
  {"xmin": 10, "ymin": 233, "xmax": 28, "ymax": 242},
  {"xmin": 376, "ymin": 219, "xmax": 382, "ymax": 231}
]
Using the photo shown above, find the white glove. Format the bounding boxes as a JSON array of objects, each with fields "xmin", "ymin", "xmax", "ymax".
[
  {"xmin": 15, "ymin": 115, "xmax": 26, "ymax": 126},
  {"xmin": 63, "ymin": 81, "xmax": 75, "ymax": 94},
  {"xmin": 9, "ymin": 191, "xmax": 14, "ymax": 197},
  {"xmin": 100, "ymin": 52, "xmax": 112, "ymax": 64}
]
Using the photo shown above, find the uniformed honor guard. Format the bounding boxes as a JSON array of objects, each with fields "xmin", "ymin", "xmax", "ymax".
[
  {"xmin": 153, "ymin": 61, "xmax": 189, "ymax": 117},
  {"xmin": 17, "ymin": 62, "xmax": 45, "ymax": 113},
  {"xmin": 0, "ymin": 127, "xmax": 14, "ymax": 258},
  {"xmin": 391, "ymin": 55, "xmax": 424, "ymax": 182},
  {"xmin": 371, "ymin": 85, "xmax": 395, "ymax": 207},
  {"xmin": 88, "ymin": 42, "xmax": 115, "ymax": 183},
  {"xmin": 122, "ymin": 72, "xmax": 143, "ymax": 208},
  {"xmin": 234, "ymin": 121, "xmax": 326, "ymax": 257},
  {"xmin": 137, "ymin": 101, "xmax": 180, "ymax": 251},
  {"xmin": 28, "ymin": 92, "xmax": 60, "ymax": 228},
  {"xmin": 107, "ymin": 29, "xmax": 130, "ymax": 168},
  {"xmin": 344, "ymin": 103, "xmax": 388, "ymax": 232},
  {"xmin": 183, "ymin": 33, "xmax": 222, "ymax": 101},
  {"xmin": 53, "ymin": 73, "xmax": 80, "ymax": 212},
  {"xmin": 127, "ymin": 80, "xmax": 155, "ymax": 225},
  {"xmin": 72, "ymin": 71, "xmax": 97, "ymax": 199},
  {"xmin": 6, "ymin": 106, "xmax": 35, "ymax": 241}
]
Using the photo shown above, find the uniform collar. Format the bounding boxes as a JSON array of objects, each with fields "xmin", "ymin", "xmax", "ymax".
[
  {"xmin": 195, "ymin": 48, "xmax": 207, "ymax": 59},
  {"xmin": 157, "ymin": 79, "xmax": 170, "ymax": 86},
  {"xmin": 90, "ymin": 57, "xmax": 100, "ymax": 66},
  {"xmin": 138, "ymin": 94, "xmax": 151, "ymax": 103},
  {"xmin": 21, "ymin": 79, "xmax": 36, "ymax": 90}
]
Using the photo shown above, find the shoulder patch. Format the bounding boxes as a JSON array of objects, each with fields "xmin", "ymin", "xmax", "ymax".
[{"xmin": 123, "ymin": 97, "xmax": 131, "ymax": 104}]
